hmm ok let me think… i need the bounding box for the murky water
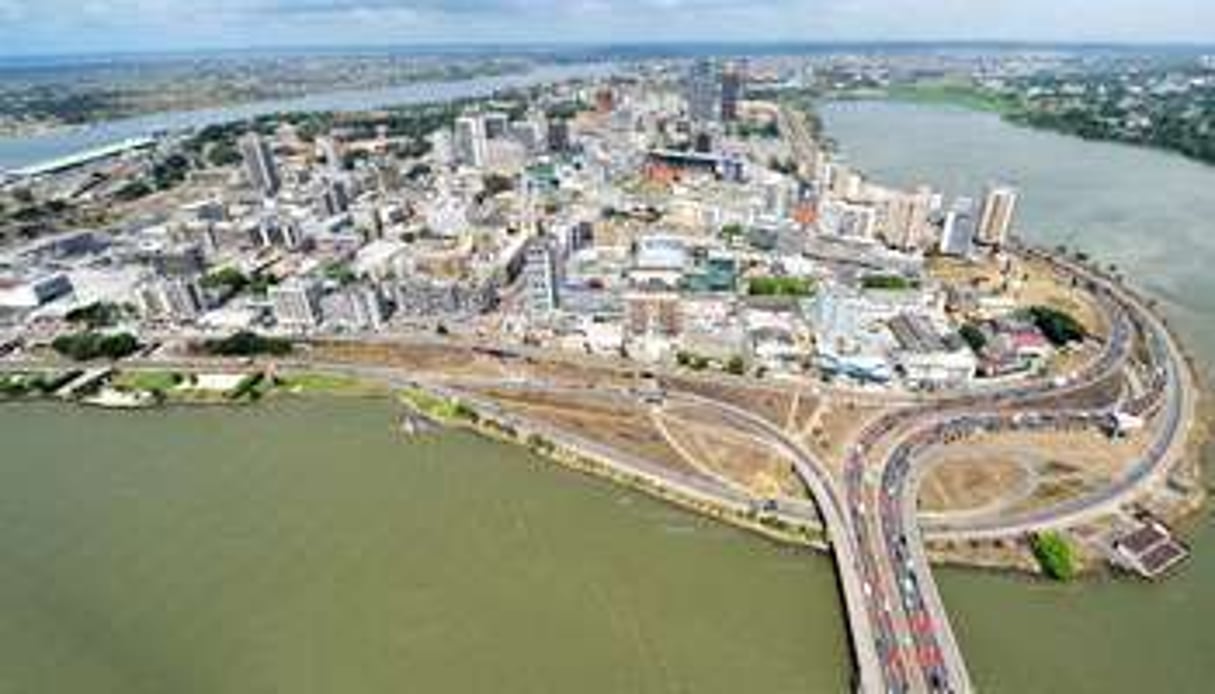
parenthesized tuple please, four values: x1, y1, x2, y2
(0, 399, 849, 693)
(824, 100, 1215, 693)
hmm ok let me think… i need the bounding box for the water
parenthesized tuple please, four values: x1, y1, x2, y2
(0, 399, 848, 693)
(823, 100, 1215, 693)
(0, 63, 613, 172)
(3, 99, 1215, 693)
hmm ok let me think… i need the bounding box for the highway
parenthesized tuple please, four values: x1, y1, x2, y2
(834, 247, 1193, 694)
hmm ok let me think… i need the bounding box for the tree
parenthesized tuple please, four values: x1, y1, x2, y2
(959, 324, 988, 353)
(65, 302, 122, 329)
(748, 276, 814, 297)
(1030, 532, 1076, 581)
(1027, 306, 1086, 346)
(726, 356, 747, 376)
(200, 331, 292, 357)
(52, 332, 140, 361)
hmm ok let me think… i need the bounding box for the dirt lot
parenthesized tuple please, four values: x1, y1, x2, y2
(919, 426, 1153, 517)
(471, 388, 695, 476)
(656, 406, 809, 500)
(919, 455, 1030, 514)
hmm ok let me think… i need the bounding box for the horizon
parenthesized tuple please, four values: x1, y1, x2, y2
(4, 38, 1215, 65)
(2, 0, 1214, 58)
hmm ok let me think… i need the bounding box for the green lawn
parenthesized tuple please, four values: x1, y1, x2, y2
(111, 371, 182, 393)
(277, 373, 388, 397)
(884, 82, 1019, 115)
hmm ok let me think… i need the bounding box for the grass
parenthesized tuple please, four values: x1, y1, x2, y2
(275, 372, 388, 397)
(884, 82, 1020, 115)
(112, 370, 182, 393)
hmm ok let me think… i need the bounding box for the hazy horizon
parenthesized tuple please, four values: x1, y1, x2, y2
(1, 0, 1213, 58)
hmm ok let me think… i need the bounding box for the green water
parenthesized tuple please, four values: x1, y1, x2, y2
(0, 400, 848, 693)
(5, 101, 1215, 694)
(823, 100, 1215, 693)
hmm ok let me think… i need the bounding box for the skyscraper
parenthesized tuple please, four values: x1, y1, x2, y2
(977, 185, 1019, 248)
(940, 197, 978, 257)
(239, 133, 281, 197)
(546, 118, 571, 154)
(453, 115, 488, 167)
(721, 64, 744, 122)
(686, 59, 719, 123)
(524, 236, 560, 317)
(483, 112, 510, 140)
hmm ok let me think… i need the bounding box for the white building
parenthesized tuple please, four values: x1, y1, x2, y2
(939, 197, 978, 257)
(453, 115, 488, 168)
(977, 185, 1018, 248)
(269, 279, 323, 330)
(239, 133, 281, 197)
(0, 273, 73, 309)
(524, 237, 560, 317)
(135, 277, 205, 323)
(321, 285, 386, 332)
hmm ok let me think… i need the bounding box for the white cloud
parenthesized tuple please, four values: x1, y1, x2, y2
(2, 0, 1214, 55)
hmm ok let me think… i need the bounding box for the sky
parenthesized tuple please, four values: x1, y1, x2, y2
(1, 0, 1213, 57)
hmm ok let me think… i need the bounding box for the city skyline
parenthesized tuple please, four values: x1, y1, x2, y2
(3, 0, 1215, 57)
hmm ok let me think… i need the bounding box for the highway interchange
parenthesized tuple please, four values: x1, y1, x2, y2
(0, 244, 1196, 694)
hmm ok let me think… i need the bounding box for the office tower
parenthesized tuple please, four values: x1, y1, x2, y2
(320, 178, 350, 217)
(239, 133, 281, 197)
(721, 64, 743, 122)
(977, 185, 1019, 248)
(882, 187, 935, 252)
(269, 279, 323, 330)
(483, 112, 510, 140)
(940, 197, 978, 257)
(453, 115, 488, 167)
(510, 120, 544, 153)
(686, 59, 719, 123)
(524, 237, 560, 317)
(253, 214, 303, 251)
(135, 276, 205, 323)
(316, 136, 343, 172)
(546, 118, 571, 154)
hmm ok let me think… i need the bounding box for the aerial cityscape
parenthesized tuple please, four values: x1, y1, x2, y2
(2, 3, 1214, 694)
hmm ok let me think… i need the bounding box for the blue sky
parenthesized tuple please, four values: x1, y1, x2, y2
(1, 0, 1213, 56)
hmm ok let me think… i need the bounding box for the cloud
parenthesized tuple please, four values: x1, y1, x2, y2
(2, 0, 1215, 56)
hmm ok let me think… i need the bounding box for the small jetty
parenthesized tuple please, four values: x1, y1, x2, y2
(1109, 515, 1190, 579)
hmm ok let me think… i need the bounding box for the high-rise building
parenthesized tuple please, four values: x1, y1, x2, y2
(483, 112, 510, 140)
(524, 237, 560, 317)
(135, 276, 205, 323)
(252, 215, 304, 251)
(546, 118, 572, 154)
(977, 185, 1018, 248)
(453, 115, 488, 167)
(940, 197, 978, 257)
(721, 64, 744, 122)
(316, 136, 343, 172)
(239, 133, 281, 197)
(686, 59, 719, 123)
(319, 178, 350, 218)
(269, 279, 323, 330)
(881, 187, 935, 252)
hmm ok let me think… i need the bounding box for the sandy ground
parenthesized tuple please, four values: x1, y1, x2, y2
(917, 426, 1154, 518)
(655, 405, 809, 500)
